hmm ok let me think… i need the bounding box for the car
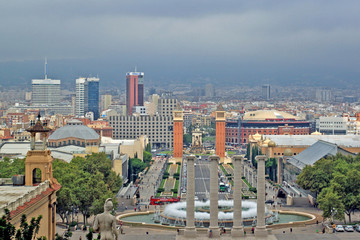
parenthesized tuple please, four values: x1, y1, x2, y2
(194, 196, 199, 201)
(265, 200, 274, 204)
(335, 225, 344, 232)
(345, 225, 354, 232)
(355, 225, 360, 232)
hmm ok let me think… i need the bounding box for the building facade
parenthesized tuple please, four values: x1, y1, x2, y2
(109, 115, 174, 148)
(261, 84, 270, 100)
(76, 77, 100, 120)
(31, 79, 61, 105)
(126, 72, 144, 115)
(316, 116, 347, 135)
(226, 110, 310, 145)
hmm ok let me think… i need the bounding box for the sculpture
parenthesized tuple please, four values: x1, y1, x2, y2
(93, 198, 119, 240)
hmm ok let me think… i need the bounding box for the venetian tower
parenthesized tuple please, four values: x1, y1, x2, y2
(25, 114, 56, 186)
(173, 103, 183, 162)
(216, 104, 226, 163)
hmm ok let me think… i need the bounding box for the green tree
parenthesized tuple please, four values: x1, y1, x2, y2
(0, 157, 25, 178)
(183, 134, 192, 145)
(143, 151, 152, 165)
(317, 187, 344, 222)
(0, 210, 44, 240)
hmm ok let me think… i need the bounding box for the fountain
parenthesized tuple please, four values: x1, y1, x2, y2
(159, 200, 271, 227)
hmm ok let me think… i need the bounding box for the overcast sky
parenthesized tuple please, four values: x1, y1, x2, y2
(1, 0, 360, 88)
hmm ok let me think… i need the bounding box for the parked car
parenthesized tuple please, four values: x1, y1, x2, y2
(194, 196, 199, 201)
(335, 225, 344, 232)
(355, 225, 360, 232)
(265, 200, 274, 204)
(345, 225, 354, 232)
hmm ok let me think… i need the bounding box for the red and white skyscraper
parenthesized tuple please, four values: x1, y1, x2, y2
(126, 71, 144, 115)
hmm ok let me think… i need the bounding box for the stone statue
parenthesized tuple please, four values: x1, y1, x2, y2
(93, 198, 119, 240)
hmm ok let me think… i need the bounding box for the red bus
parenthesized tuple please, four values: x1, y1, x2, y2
(149, 196, 180, 205)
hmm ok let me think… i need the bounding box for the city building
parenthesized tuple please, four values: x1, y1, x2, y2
(109, 115, 173, 148)
(48, 119, 100, 149)
(126, 72, 144, 115)
(261, 84, 271, 100)
(31, 79, 61, 105)
(101, 94, 112, 111)
(316, 89, 332, 102)
(316, 116, 347, 135)
(226, 110, 310, 145)
(75, 77, 100, 120)
(85, 77, 100, 120)
(75, 78, 86, 117)
(205, 83, 215, 98)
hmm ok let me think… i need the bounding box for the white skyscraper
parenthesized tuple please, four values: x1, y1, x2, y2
(75, 78, 86, 117)
(75, 77, 100, 119)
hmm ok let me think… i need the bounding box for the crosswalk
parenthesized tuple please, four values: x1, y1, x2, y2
(195, 192, 228, 195)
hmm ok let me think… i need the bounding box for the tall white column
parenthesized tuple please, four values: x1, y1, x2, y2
(231, 156, 244, 237)
(208, 155, 220, 237)
(184, 155, 197, 238)
(255, 155, 268, 237)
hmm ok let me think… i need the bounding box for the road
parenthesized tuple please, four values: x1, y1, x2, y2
(192, 158, 228, 201)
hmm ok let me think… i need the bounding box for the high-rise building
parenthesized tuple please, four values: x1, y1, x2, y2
(315, 89, 332, 102)
(205, 83, 215, 98)
(75, 78, 86, 117)
(75, 77, 100, 120)
(85, 77, 100, 120)
(32, 79, 61, 105)
(261, 84, 271, 100)
(126, 72, 144, 115)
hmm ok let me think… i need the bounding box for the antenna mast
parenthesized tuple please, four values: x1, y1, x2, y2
(44, 57, 48, 80)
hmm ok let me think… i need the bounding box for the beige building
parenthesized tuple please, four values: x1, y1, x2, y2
(101, 94, 112, 112)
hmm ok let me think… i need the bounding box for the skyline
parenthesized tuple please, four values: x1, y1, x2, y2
(0, 1, 360, 88)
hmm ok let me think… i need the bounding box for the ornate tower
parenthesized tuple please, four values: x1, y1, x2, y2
(25, 114, 54, 186)
(216, 104, 226, 163)
(173, 104, 183, 162)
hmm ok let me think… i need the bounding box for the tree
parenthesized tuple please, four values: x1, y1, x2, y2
(0, 157, 25, 178)
(317, 187, 344, 222)
(0, 209, 45, 240)
(143, 151, 152, 165)
(183, 134, 192, 146)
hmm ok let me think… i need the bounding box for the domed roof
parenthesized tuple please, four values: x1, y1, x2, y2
(252, 132, 262, 141)
(311, 131, 322, 135)
(244, 110, 299, 121)
(268, 141, 276, 147)
(49, 121, 99, 140)
(284, 148, 293, 156)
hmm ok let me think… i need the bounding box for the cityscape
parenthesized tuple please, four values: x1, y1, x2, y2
(1, 1, 360, 240)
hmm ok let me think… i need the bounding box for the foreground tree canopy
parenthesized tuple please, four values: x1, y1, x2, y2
(53, 153, 122, 225)
(296, 154, 360, 223)
(0, 153, 122, 225)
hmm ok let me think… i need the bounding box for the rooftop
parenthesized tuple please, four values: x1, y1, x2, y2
(264, 134, 360, 148)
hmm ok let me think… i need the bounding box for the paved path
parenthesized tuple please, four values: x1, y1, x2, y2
(138, 156, 167, 204)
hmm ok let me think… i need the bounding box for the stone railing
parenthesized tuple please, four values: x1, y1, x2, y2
(0, 180, 50, 216)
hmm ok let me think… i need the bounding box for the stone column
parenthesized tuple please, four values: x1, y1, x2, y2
(184, 156, 197, 238)
(231, 156, 244, 237)
(208, 155, 220, 237)
(255, 155, 268, 237)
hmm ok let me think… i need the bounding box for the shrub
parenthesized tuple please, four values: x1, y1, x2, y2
(157, 188, 164, 193)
